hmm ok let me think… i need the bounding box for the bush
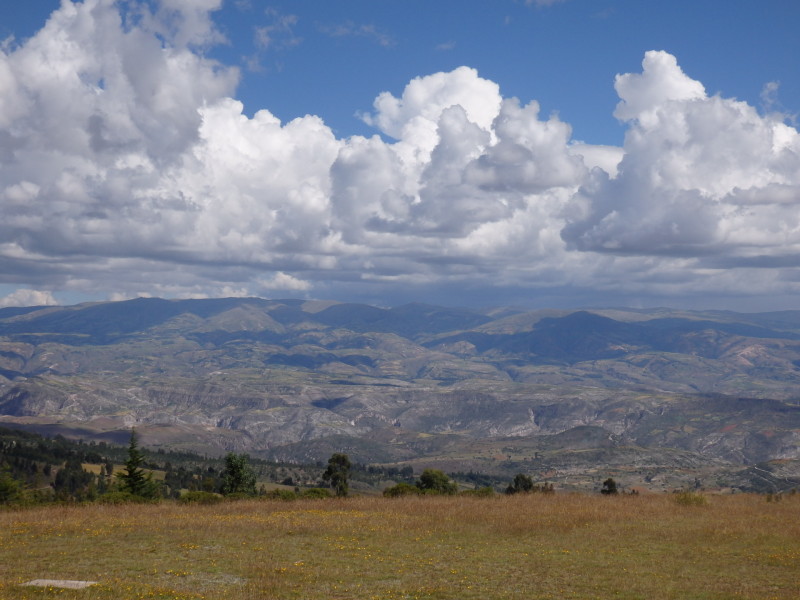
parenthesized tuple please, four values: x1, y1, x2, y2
(0, 468, 23, 505)
(417, 469, 458, 495)
(224, 491, 257, 501)
(179, 491, 223, 505)
(383, 482, 421, 498)
(299, 487, 332, 499)
(600, 478, 618, 495)
(506, 473, 534, 495)
(98, 491, 158, 504)
(264, 489, 298, 501)
(673, 491, 708, 506)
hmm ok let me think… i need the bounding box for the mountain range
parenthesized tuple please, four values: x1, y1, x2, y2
(2, 297, 799, 492)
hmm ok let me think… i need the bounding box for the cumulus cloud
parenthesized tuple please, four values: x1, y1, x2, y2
(1, 3, 800, 309)
(257, 272, 313, 292)
(562, 50, 800, 264)
(568, 143, 624, 177)
(361, 67, 502, 150)
(0, 289, 58, 308)
(0, 0, 237, 281)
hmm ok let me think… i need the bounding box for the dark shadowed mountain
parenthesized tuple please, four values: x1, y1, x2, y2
(2, 297, 800, 492)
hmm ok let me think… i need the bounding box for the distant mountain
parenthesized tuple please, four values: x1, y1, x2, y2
(2, 297, 800, 492)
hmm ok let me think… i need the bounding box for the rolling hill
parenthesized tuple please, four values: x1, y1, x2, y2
(2, 297, 799, 492)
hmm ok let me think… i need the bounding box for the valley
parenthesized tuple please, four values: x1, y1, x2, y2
(2, 297, 800, 492)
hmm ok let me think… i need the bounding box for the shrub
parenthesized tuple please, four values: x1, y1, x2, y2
(0, 467, 23, 505)
(506, 473, 534, 495)
(673, 491, 708, 506)
(223, 491, 256, 501)
(417, 469, 458, 495)
(179, 491, 223, 505)
(600, 478, 618, 495)
(98, 491, 157, 504)
(383, 482, 421, 498)
(264, 489, 298, 501)
(300, 487, 332, 499)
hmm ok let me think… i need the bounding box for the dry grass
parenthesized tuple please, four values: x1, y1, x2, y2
(1, 493, 798, 599)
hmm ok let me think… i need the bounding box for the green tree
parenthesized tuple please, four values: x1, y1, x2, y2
(0, 466, 23, 504)
(600, 477, 618, 495)
(116, 429, 159, 499)
(322, 453, 351, 497)
(416, 469, 458, 495)
(300, 487, 333, 499)
(220, 452, 257, 496)
(53, 457, 96, 501)
(506, 473, 534, 495)
(383, 482, 421, 497)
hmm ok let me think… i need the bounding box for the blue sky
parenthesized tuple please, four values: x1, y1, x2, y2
(0, 0, 799, 310)
(210, 0, 798, 146)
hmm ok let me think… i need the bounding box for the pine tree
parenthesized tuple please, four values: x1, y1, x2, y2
(116, 429, 159, 498)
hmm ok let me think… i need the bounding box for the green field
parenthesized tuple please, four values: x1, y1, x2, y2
(1, 493, 798, 599)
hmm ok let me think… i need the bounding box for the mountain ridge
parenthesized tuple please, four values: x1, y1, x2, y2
(2, 297, 800, 491)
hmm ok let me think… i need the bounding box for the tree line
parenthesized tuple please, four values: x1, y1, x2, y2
(2, 426, 565, 506)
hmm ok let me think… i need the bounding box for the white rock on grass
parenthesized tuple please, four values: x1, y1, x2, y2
(22, 580, 98, 589)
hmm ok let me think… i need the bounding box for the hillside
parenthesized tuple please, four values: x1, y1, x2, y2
(2, 297, 800, 491)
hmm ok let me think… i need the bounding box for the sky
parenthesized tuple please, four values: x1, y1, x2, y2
(0, 0, 799, 311)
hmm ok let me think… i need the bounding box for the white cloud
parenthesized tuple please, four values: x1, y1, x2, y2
(152, 0, 227, 49)
(0, 0, 237, 276)
(361, 66, 502, 151)
(1, 4, 800, 310)
(568, 143, 624, 178)
(254, 9, 300, 50)
(0, 289, 58, 308)
(257, 272, 313, 292)
(109, 291, 153, 302)
(466, 98, 585, 192)
(318, 21, 394, 47)
(563, 50, 800, 262)
(613, 50, 706, 126)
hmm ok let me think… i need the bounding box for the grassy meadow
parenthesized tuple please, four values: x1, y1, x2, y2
(1, 493, 798, 600)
